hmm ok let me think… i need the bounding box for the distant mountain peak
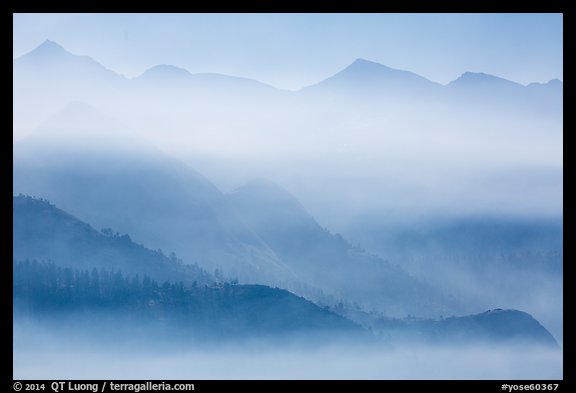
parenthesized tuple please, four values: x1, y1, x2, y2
(466, 71, 513, 81)
(447, 72, 526, 92)
(301, 57, 439, 94)
(138, 64, 192, 80)
(353, 57, 373, 63)
(527, 78, 563, 89)
(451, 71, 522, 86)
(38, 39, 65, 50)
(343, 58, 393, 73)
(456, 72, 500, 82)
(14, 40, 125, 84)
(461, 71, 488, 78)
(227, 178, 324, 240)
(18, 39, 72, 60)
(350, 57, 386, 66)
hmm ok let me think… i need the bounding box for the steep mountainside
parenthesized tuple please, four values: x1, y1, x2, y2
(13, 133, 292, 284)
(13, 195, 212, 285)
(226, 179, 458, 316)
(13, 196, 364, 339)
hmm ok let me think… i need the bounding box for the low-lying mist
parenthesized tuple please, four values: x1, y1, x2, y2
(13, 40, 563, 381)
(14, 322, 562, 380)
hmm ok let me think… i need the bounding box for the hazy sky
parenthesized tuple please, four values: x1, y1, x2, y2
(13, 13, 562, 90)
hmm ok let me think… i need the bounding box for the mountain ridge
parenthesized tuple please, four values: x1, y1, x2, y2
(225, 178, 459, 317)
(13, 194, 213, 285)
(13, 136, 295, 285)
(14, 39, 126, 82)
(13, 195, 558, 347)
(14, 40, 561, 93)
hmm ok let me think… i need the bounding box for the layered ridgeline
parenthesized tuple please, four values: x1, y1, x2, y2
(13, 40, 562, 228)
(14, 127, 450, 317)
(225, 179, 451, 315)
(341, 211, 564, 343)
(13, 195, 212, 284)
(13, 40, 287, 140)
(12, 98, 447, 317)
(14, 40, 561, 146)
(300, 58, 561, 115)
(11, 101, 558, 321)
(13, 195, 362, 340)
(13, 105, 293, 285)
(13, 195, 558, 347)
(13, 40, 562, 346)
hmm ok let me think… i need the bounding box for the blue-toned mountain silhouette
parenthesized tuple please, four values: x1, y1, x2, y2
(13, 195, 363, 340)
